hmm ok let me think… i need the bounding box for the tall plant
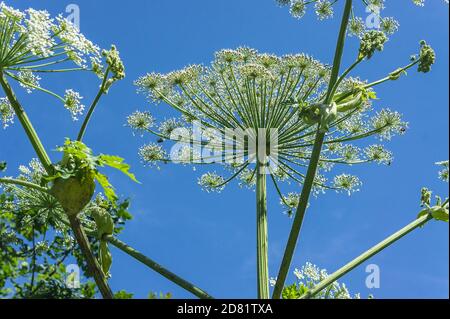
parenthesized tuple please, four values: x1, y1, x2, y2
(129, 0, 442, 299)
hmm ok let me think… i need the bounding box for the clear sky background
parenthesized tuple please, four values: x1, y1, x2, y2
(2, 0, 449, 299)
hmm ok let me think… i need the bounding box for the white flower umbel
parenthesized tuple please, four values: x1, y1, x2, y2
(436, 161, 449, 183)
(0, 97, 14, 129)
(133, 48, 407, 200)
(282, 262, 365, 299)
(64, 89, 85, 121)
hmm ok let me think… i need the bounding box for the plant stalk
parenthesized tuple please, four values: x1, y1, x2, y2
(301, 213, 434, 299)
(272, 0, 353, 299)
(69, 215, 114, 299)
(256, 164, 269, 299)
(77, 68, 110, 142)
(105, 235, 214, 299)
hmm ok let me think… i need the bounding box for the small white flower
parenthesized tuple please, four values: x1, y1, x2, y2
(436, 160, 449, 182)
(198, 172, 225, 193)
(17, 70, 41, 93)
(315, 0, 334, 20)
(24, 8, 56, 57)
(139, 143, 167, 168)
(64, 89, 85, 121)
(333, 174, 362, 195)
(365, 145, 393, 165)
(0, 97, 14, 129)
(126, 110, 154, 135)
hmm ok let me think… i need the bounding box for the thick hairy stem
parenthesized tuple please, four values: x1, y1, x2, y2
(0, 73, 52, 173)
(105, 236, 213, 299)
(256, 165, 269, 299)
(272, 0, 353, 299)
(301, 214, 434, 299)
(69, 215, 114, 299)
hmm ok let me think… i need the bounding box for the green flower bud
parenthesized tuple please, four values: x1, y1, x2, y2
(420, 187, 432, 207)
(103, 45, 125, 81)
(336, 92, 363, 112)
(358, 30, 388, 60)
(418, 41, 436, 73)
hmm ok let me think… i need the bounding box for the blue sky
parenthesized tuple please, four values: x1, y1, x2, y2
(2, 0, 449, 299)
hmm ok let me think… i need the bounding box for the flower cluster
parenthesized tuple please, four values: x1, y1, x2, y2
(358, 31, 388, 59)
(0, 2, 124, 125)
(436, 161, 449, 183)
(0, 97, 13, 128)
(0, 159, 67, 231)
(64, 89, 85, 121)
(271, 262, 367, 299)
(126, 110, 154, 136)
(0, 3, 101, 69)
(132, 47, 410, 209)
(417, 41, 436, 73)
(275, 0, 447, 38)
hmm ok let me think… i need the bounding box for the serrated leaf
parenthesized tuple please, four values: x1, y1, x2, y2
(94, 172, 118, 204)
(98, 154, 139, 183)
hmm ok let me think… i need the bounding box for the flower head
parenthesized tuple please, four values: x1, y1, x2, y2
(436, 161, 449, 182)
(0, 97, 14, 129)
(290, 0, 306, 19)
(280, 192, 300, 217)
(333, 174, 362, 195)
(348, 17, 365, 37)
(139, 143, 167, 168)
(103, 45, 125, 81)
(364, 145, 393, 165)
(315, 0, 334, 20)
(17, 70, 41, 93)
(64, 89, 85, 121)
(418, 41, 436, 73)
(134, 48, 407, 200)
(126, 110, 154, 135)
(198, 172, 225, 193)
(359, 31, 388, 60)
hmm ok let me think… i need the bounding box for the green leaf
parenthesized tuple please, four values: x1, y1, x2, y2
(0, 162, 6, 172)
(115, 290, 134, 299)
(431, 207, 449, 223)
(98, 154, 139, 183)
(94, 172, 118, 204)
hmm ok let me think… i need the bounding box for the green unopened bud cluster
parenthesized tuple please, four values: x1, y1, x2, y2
(358, 31, 388, 60)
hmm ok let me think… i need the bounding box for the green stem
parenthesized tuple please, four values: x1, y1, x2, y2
(272, 0, 353, 299)
(0, 178, 49, 194)
(0, 73, 53, 173)
(105, 236, 214, 299)
(69, 215, 114, 299)
(77, 69, 110, 141)
(301, 214, 434, 299)
(256, 164, 269, 299)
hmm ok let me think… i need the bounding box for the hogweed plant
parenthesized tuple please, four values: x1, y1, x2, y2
(130, 0, 443, 299)
(0, 2, 130, 298)
(0, 2, 215, 300)
(0, 0, 448, 300)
